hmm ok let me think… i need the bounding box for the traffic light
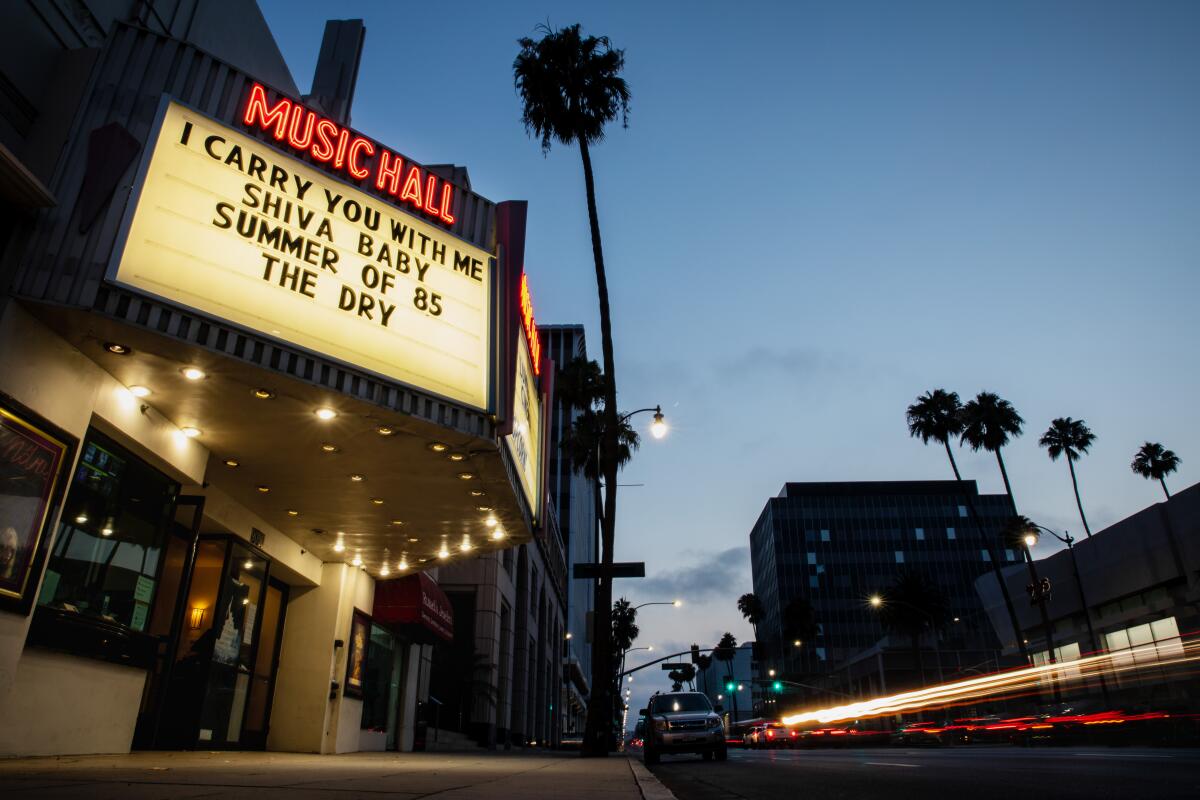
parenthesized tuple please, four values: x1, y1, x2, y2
(725, 681, 735, 692)
(772, 681, 783, 692)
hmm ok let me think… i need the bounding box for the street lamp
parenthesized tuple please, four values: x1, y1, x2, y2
(632, 600, 682, 612)
(1023, 521, 1110, 706)
(650, 406, 667, 439)
(1004, 516, 1062, 704)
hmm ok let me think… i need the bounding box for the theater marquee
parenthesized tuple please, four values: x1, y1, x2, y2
(109, 99, 493, 409)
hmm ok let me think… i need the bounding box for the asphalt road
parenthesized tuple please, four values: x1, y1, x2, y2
(646, 746, 1200, 800)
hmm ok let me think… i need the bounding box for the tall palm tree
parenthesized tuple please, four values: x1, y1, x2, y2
(1131, 442, 1182, 500)
(960, 391, 1024, 509)
(1039, 417, 1097, 537)
(695, 652, 713, 695)
(877, 570, 950, 686)
(611, 598, 639, 653)
(516, 28, 630, 754)
(907, 389, 1028, 664)
(714, 632, 739, 719)
(906, 389, 966, 479)
(737, 592, 764, 642)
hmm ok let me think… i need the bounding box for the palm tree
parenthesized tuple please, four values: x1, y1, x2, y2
(877, 570, 950, 686)
(695, 652, 713, 695)
(713, 632, 739, 720)
(736, 592, 764, 644)
(516, 25, 630, 755)
(611, 598, 639, 653)
(907, 389, 1028, 664)
(906, 389, 966, 479)
(668, 663, 697, 691)
(1039, 417, 1097, 537)
(1131, 442, 1182, 500)
(960, 391, 1024, 509)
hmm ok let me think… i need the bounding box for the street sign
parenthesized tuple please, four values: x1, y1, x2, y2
(572, 562, 646, 579)
(659, 663, 689, 670)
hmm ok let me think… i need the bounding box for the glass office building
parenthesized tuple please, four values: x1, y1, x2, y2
(749, 481, 1017, 683)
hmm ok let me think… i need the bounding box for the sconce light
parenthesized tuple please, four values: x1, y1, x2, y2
(189, 607, 206, 629)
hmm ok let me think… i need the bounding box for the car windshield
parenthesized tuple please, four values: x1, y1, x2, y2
(651, 694, 712, 714)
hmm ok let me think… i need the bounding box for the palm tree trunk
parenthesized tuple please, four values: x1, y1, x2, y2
(1067, 457, 1092, 538)
(943, 439, 962, 481)
(995, 449, 1017, 514)
(1160, 478, 1171, 500)
(578, 136, 621, 757)
(963, 491, 1029, 664)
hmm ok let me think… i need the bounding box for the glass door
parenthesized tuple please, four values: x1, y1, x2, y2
(241, 577, 288, 749)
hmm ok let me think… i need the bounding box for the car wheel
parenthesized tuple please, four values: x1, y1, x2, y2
(715, 745, 728, 761)
(644, 747, 660, 766)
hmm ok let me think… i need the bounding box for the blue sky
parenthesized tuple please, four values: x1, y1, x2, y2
(259, 0, 1200, 711)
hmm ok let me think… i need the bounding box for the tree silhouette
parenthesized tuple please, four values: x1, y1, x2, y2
(1131, 442, 1182, 500)
(1039, 417, 1097, 537)
(515, 23, 631, 755)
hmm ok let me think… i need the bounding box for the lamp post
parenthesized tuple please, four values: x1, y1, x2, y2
(1010, 523, 1063, 705)
(867, 594, 946, 684)
(1023, 522, 1110, 707)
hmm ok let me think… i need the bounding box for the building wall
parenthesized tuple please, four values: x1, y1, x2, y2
(750, 481, 1015, 680)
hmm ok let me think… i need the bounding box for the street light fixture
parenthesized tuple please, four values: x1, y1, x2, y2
(866, 592, 945, 683)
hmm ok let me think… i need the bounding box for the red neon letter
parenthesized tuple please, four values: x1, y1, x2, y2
(311, 119, 338, 162)
(438, 182, 455, 225)
(423, 175, 441, 215)
(375, 150, 404, 195)
(332, 129, 350, 169)
(243, 83, 291, 140)
(347, 137, 374, 179)
(286, 105, 315, 149)
(399, 165, 424, 207)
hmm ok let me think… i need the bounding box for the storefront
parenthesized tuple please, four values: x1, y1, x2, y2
(0, 12, 549, 757)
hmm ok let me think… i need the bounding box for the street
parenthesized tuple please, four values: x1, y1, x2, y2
(646, 746, 1200, 800)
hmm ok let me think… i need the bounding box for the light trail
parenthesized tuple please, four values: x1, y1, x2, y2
(781, 637, 1200, 727)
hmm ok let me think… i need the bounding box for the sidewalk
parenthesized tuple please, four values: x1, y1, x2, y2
(0, 750, 655, 799)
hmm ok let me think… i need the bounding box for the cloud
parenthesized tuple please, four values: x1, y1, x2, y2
(715, 346, 842, 383)
(636, 546, 751, 602)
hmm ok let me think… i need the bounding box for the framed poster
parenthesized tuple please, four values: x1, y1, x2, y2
(344, 609, 372, 699)
(0, 393, 76, 615)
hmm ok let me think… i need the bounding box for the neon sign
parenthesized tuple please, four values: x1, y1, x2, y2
(242, 83, 456, 225)
(519, 273, 541, 376)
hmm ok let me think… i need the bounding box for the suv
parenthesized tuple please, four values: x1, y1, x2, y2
(640, 692, 727, 765)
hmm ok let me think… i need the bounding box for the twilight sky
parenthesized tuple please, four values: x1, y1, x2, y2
(258, 0, 1200, 711)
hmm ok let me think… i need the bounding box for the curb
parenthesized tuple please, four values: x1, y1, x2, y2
(627, 755, 679, 800)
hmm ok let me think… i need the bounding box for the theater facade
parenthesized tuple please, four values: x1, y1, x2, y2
(0, 4, 550, 756)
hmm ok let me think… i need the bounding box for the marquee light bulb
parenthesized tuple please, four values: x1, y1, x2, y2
(181, 367, 206, 381)
(315, 407, 337, 421)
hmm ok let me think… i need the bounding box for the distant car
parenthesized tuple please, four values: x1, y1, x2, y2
(559, 734, 584, 750)
(744, 722, 792, 749)
(640, 691, 728, 765)
(890, 721, 945, 746)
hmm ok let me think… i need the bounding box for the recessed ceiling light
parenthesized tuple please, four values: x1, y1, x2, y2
(101, 524, 114, 536)
(181, 367, 206, 381)
(315, 407, 337, 420)
(380, 564, 390, 577)
(320, 443, 339, 453)
(287, 509, 299, 516)
(457, 472, 475, 480)
(491, 528, 506, 540)
(371, 497, 384, 505)
(408, 537, 419, 543)
(333, 541, 345, 553)
(256, 485, 270, 493)
(428, 442, 448, 453)
(243, 559, 254, 570)
(223, 458, 240, 468)
(128, 385, 151, 398)
(376, 425, 395, 436)
(104, 342, 132, 355)
(470, 490, 485, 497)
(351, 552, 363, 567)
(438, 544, 450, 559)
(481, 508, 494, 515)
(398, 556, 408, 570)
(349, 474, 365, 482)
(74, 513, 88, 525)
(181, 427, 201, 438)
(447, 453, 466, 462)
(253, 388, 275, 399)
(390, 519, 403, 526)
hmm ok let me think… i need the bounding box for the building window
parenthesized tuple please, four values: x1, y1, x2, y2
(820, 529, 830, 542)
(894, 551, 904, 564)
(958, 505, 968, 517)
(1103, 617, 1184, 688)
(815, 647, 826, 660)
(914, 527, 925, 541)
(1005, 549, 1016, 561)
(806, 552, 817, 565)
(946, 527, 956, 540)
(981, 549, 991, 561)
(38, 429, 179, 632)
(809, 576, 819, 588)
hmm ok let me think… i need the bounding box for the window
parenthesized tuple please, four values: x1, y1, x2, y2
(820, 529, 830, 542)
(894, 551, 905, 564)
(806, 552, 817, 565)
(958, 505, 968, 518)
(361, 624, 397, 731)
(1103, 617, 1184, 688)
(38, 430, 179, 632)
(809, 576, 819, 588)
(1005, 549, 1016, 561)
(914, 527, 925, 541)
(981, 549, 991, 561)
(946, 527, 956, 540)
(815, 647, 826, 660)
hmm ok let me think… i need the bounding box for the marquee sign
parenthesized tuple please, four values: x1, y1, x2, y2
(505, 325, 543, 519)
(109, 99, 492, 409)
